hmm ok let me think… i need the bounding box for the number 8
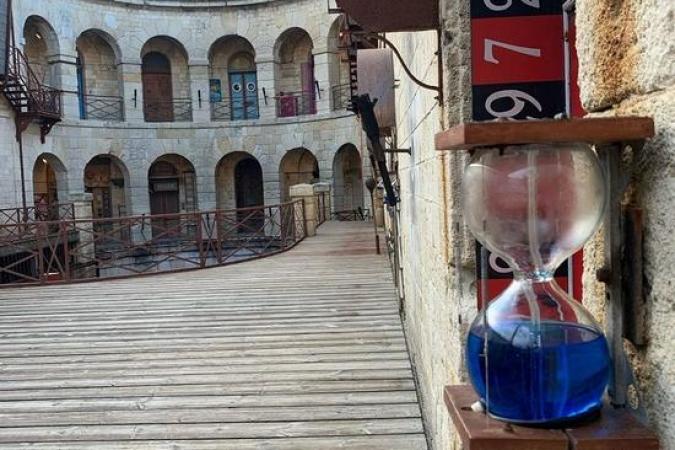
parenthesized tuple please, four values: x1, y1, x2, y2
(484, 0, 540, 11)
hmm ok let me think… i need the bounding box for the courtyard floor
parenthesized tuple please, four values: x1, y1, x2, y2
(0, 221, 427, 449)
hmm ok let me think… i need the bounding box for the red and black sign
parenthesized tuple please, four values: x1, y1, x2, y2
(470, 0, 583, 308)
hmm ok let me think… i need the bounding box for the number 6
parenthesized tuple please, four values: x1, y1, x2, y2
(485, 90, 543, 118)
(484, 0, 540, 11)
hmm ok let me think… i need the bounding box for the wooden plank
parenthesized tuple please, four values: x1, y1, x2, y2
(566, 406, 659, 450)
(443, 385, 568, 450)
(7, 435, 429, 450)
(0, 223, 427, 449)
(0, 379, 417, 401)
(0, 404, 422, 427)
(435, 117, 655, 151)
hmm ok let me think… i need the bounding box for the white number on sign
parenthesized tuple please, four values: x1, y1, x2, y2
(484, 0, 540, 12)
(485, 89, 543, 118)
(489, 254, 513, 274)
(484, 39, 541, 64)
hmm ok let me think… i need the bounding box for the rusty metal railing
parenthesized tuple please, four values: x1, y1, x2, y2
(4, 47, 62, 118)
(0, 203, 74, 226)
(317, 191, 328, 226)
(275, 91, 317, 118)
(0, 201, 305, 286)
(144, 98, 193, 122)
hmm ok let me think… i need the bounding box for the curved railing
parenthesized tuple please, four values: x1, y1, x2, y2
(0, 201, 305, 287)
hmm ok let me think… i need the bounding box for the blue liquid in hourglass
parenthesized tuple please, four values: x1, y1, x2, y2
(466, 321, 610, 425)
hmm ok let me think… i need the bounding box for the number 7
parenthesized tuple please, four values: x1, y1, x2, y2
(484, 39, 542, 64)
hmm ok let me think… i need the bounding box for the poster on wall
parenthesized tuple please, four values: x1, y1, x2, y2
(0, 0, 9, 76)
(209, 79, 222, 103)
(470, 0, 583, 308)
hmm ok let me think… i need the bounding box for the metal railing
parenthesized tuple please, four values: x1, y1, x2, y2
(275, 91, 317, 118)
(317, 191, 328, 226)
(0, 203, 75, 226)
(331, 84, 352, 111)
(4, 47, 62, 118)
(144, 98, 193, 122)
(211, 98, 260, 121)
(0, 201, 305, 286)
(82, 94, 124, 121)
(333, 208, 370, 221)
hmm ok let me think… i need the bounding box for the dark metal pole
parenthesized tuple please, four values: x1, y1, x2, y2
(16, 120, 27, 222)
(365, 177, 380, 255)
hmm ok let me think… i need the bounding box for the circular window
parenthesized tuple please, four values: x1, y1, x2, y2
(246, 82, 256, 92)
(232, 83, 242, 93)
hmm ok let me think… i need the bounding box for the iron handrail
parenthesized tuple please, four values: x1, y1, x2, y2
(0, 201, 306, 286)
(275, 90, 317, 118)
(143, 97, 193, 122)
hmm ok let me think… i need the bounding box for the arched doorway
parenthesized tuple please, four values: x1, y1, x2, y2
(76, 30, 123, 120)
(142, 52, 173, 122)
(216, 152, 263, 211)
(23, 16, 60, 88)
(32, 154, 67, 221)
(208, 36, 259, 120)
(84, 155, 128, 218)
(235, 158, 264, 210)
(333, 144, 364, 213)
(279, 148, 319, 202)
(274, 28, 315, 117)
(148, 154, 197, 216)
(141, 36, 191, 122)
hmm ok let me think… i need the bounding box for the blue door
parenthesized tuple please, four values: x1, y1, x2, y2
(229, 71, 259, 120)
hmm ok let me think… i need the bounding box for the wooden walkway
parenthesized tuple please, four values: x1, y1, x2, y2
(0, 222, 427, 449)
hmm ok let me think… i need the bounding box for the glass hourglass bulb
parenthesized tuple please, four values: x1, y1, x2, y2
(463, 143, 610, 426)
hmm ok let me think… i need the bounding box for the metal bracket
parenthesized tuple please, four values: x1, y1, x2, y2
(352, 32, 442, 98)
(596, 141, 649, 412)
(385, 148, 411, 155)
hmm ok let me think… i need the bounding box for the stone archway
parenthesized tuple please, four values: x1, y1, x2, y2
(215, 152, 264, 211)
(84, 155, 129, 218)
(332, 144, 364, 213)
(279, 148, 319, 202)
(32, 153, 68, 220)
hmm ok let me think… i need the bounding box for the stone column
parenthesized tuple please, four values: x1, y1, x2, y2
(374, 186, 385, 228)
(189, 60, 210, 123)
(256, 54, 277, 120)
(69, 192, 96, 279)
(119, 60, 144, 122)
(289, 183, 317, 237)
(52, 54, 80, 120)
(312, 48, 331, 115)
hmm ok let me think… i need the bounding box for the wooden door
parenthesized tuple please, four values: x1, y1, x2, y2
(142, 52, 174, 122)
(150, 179, 180, 239)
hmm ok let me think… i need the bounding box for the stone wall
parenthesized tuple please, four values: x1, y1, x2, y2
(390, 0, 675, 449)
(0, 0, 370, 216)
(576, 0, 675, 447)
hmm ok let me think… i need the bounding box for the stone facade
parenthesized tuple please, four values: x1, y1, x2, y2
(388, 0, 675, 449)
(0, 0, 369, 217)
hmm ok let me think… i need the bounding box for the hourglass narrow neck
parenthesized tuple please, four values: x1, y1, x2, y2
(513, 268, 555, 282)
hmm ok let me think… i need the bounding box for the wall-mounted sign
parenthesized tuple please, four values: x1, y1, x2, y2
(209, 79, 222, 103)
(470, 0, 582, 308)
(0, 0, 9, 76)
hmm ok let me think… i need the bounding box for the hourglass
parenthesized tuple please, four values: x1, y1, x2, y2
(462, 142, 610, 426)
